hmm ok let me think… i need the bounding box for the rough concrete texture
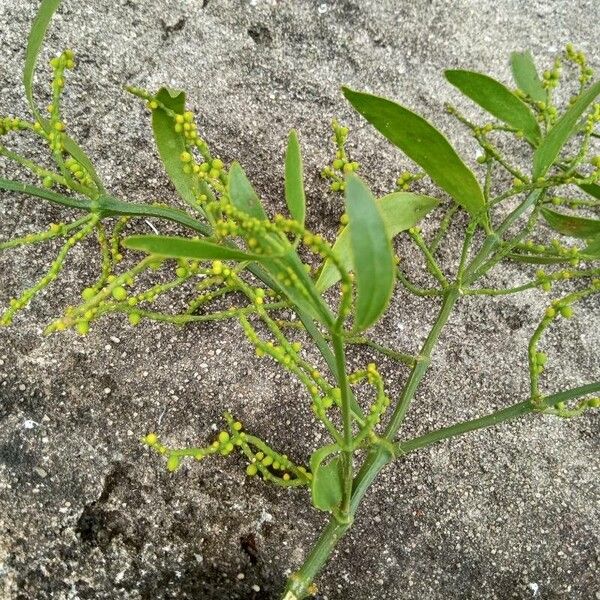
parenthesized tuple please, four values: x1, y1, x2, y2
(0, 1, 599, 599)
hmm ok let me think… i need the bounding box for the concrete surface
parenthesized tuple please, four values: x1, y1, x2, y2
(0, 1, 598, 599)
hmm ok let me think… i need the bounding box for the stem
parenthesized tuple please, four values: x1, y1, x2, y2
(397, 381, 600, 455)
(384, 288, 459, 437)
(331, 331, 353, 520)
(282, 288, 460, 599)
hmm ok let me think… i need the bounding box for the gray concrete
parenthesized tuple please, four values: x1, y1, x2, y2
(0, 0, 599, 598)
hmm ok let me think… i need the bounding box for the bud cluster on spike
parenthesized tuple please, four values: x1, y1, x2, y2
(142, 414, 312, 487)
(320, 119, 359, 192)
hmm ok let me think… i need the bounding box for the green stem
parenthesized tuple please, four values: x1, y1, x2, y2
(282, 288, 460, 599)
(384, 288, 459, 437)
(397, 381, 600, 455)
(331, 331, 353, 520)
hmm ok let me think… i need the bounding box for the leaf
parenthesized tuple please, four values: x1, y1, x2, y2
(24, 0, 105, 192)
(261, 249, 334, 327)
(152, 88, 206, 210)
(122, 235, 266, 261)
(284, 130, 306, 227)
(24, 0, 61, 126)
(310, 445, 343, 512)
(342, 87, 486, 223)
(345, 174, 395, 332)
(61, 137, 105, 193)
(316, 191, 440, 292)
(445, 69, 541, 144)
(541, 207, 600, 239)
(584, 236, 600, 257)
(0, 178, 211, 235)
(228, 162, 267, 221)
(510, 51, 546, 103)
(532, 80, 600, 179)
(0, 177, 91, 211)
(575, 180, 600, 201)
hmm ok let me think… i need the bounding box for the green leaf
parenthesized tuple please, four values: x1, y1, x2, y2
(510, 51, 546, 103)
(344, 174, 395, 332)
(342, 87, 486, 224)
(23, 0, 105, 193)
(532, 80, 600, 179)
(584, 236, 600, 257)
(228, 162, 267, 221)
(316, 191, 439, 292)
(445, 69, 541, 145)
(24, 0, 104, 193)
(0, 177, 90, 211)
(152, 88, 207, 210)
(24, 0, 61, 126)
(310, 445, 343, 512)
(122, 235, 266, 261)
(575, 180, 600, 201)
(61, 137, 105, 193)
(261, 249, 334, 327)
(284, 130, 306, 227)
(541, 207, 600, 239)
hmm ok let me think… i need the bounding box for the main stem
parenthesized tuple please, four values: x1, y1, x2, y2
(332, 331, 354, 519)
(282, 288, 460, 599)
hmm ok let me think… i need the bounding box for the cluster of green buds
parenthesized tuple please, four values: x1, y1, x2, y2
(321, 119, 359, 192)
(44, 50, 77, 154)
(0, 116, 29, 137)
(544, 299, 574, 320)
(348, 362, 391, 447)
(564, 43, 594, 87)
(63, 156, 94, 188)
(546, 396, 600, 419)
(583, 102, 600, 134)
(143, 414, 312, 487)
(1, 216, 99, 326)
(518, 239, 582, 266)
(395, 170, 424, 191)
(530, 351, 548, 376)
(542, 57, 562, 91)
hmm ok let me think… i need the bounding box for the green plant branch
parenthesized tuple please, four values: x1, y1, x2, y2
(396, 381, 600, 455)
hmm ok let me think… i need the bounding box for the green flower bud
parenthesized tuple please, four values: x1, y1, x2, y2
(111, 286, 127, 301)
(560, 305, 573, 318)
(144, 433, 158, 445)
(166, 455, 181, 472)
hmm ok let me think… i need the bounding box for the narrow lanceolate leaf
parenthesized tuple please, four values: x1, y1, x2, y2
(152, 88, 205, 210)
(510, 50, 546, 103)
(577, 181, 600, 201)
(533, 80, 600, 179)
(343, 87, 486, 223)
(24, 0, 105, 192)
(541, 207, 600, 239)
(228, 162, 267, 220)
(445, 70, 541, 144)
(122, 235, 266, 261)
(345, 174, 395, 332)
(284, 130, 306, 227)
(310, 446, 343, 512)
(24, 0, 61, 125)
(316, 191, 439, 292)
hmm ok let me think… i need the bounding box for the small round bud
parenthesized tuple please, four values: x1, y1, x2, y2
(144, 433, 158, 445)
(111, 286, 128, 301)
(560, 305, 573, 318)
